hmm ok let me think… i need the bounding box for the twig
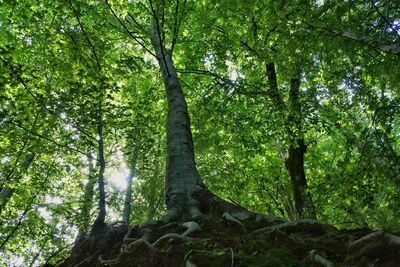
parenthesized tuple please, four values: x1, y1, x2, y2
(148, 0, 170, 76)
(68, 0, 102, 71)
(0, 192, 38, 250)
(5, 120, 91, 157)
(104, 0, 157, 58)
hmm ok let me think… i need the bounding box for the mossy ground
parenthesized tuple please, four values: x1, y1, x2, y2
(57, 219, 400, 267)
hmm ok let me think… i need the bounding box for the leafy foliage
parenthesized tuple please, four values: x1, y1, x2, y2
(0, 0, 399, 265)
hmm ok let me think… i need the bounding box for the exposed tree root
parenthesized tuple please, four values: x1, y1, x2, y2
(127, 238, 157, 252)
(222, 212, 246, 230)
(58, 218, 400, 267)
(152, 233, 204, 247)
(252, 219, 336, 235)
(348, 230, 400, 253)
(345, 229, 400, 266)
(227, 247, 234, 267)
(183, 249, 196, 267)
(306, 249, 334, 267)
(58, 188, 400, 267)
(120, 220, 204, 261)
(184, 259, 197, 267)
(182, 221, 202, 236)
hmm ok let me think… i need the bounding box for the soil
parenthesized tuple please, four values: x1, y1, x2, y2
(56, 218, 400, 267)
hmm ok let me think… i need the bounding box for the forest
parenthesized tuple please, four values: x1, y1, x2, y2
(0, 0, 400, 266)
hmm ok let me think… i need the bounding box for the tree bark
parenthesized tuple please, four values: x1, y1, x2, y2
(91, 103, 107, 234)
(286, 78, 316, 219)
(122, 145, 139, 223)
(265, 63, 316, 219)
(148, 23, 272, 225)
(149, 23, 205, 222)
(79, 155, 97, 235)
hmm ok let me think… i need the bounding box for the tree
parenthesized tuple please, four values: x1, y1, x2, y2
(1, 0, 400, 266)
(104, 0, 280, 234)
(265, 62, 316, 219)
(122, 144, 139, 223)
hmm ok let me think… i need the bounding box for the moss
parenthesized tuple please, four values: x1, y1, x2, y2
(248, 237, 272, 251)
(238, 248, 302, 267)
(59, 219, 400, 267)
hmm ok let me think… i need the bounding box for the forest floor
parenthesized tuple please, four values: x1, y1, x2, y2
(57, 218, 400, 267)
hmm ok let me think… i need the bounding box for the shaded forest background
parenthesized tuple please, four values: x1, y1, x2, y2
(0, 0, 399, 265)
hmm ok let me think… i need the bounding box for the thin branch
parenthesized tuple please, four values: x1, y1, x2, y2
(3, 116, 38, 182)
(127, 12, 145, 31)
(254, 176, 286, 218)
(370, 0, 400, 38)
(104, 0, 157, 58)
(303, 21, 400, 56)
(5, 120, 91, 158)
(176, 68, 231, 83)
(0, 57, 97, 143)
(61, 27, 96, 67)
(148, 0, 170, 76)
(69, 0, 102, 71)
(171, 0, 180, 53)
(44, 242, 75, 266)
(160, 0, 166, 42)
(0, 192, 38, 250)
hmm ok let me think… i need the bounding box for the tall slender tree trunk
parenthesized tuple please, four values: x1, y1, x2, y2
(149, 24, 205, 222)
(265, 63, 316, 219)
(122, 145, 139, 223)
(286, 78, 316, 219)
(78, 155, 97, 237)
(148, 23, 272, 224)
(91, 103, 107, 234)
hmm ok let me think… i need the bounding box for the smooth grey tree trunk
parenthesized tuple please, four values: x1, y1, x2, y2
(148, 24, 281, 226)
(90, 102, 107, 235)
(78, 155, 97, 236)
(149, 23, 205, 222)
(122, 145, 139, 223)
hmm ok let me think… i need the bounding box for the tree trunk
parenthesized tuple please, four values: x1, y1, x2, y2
(122, 145, 139, 223)
(79, 155, 97, 235)
(286, 78, 316, 219)
(149, 23, 205, 222)
(148, 23, 272, 224)
(265, 63, 316, 219)
(90, 104, 107, 234)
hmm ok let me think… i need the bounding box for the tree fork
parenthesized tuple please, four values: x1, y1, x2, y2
(287, 78, 316, 219)
(265, 62, 316, 219)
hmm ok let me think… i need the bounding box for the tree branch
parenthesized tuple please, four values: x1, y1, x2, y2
(0, 57, 98, 143)
(104, 0, 157, 58)
(5, 120, 92, 158)
(69, 0, 102, 71)
(148, 0, 170, 76)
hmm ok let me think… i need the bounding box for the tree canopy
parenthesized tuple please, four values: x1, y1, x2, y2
(0, 0, 399, 266)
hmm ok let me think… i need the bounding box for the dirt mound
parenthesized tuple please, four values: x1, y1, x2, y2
(57, 219, 400, 267)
